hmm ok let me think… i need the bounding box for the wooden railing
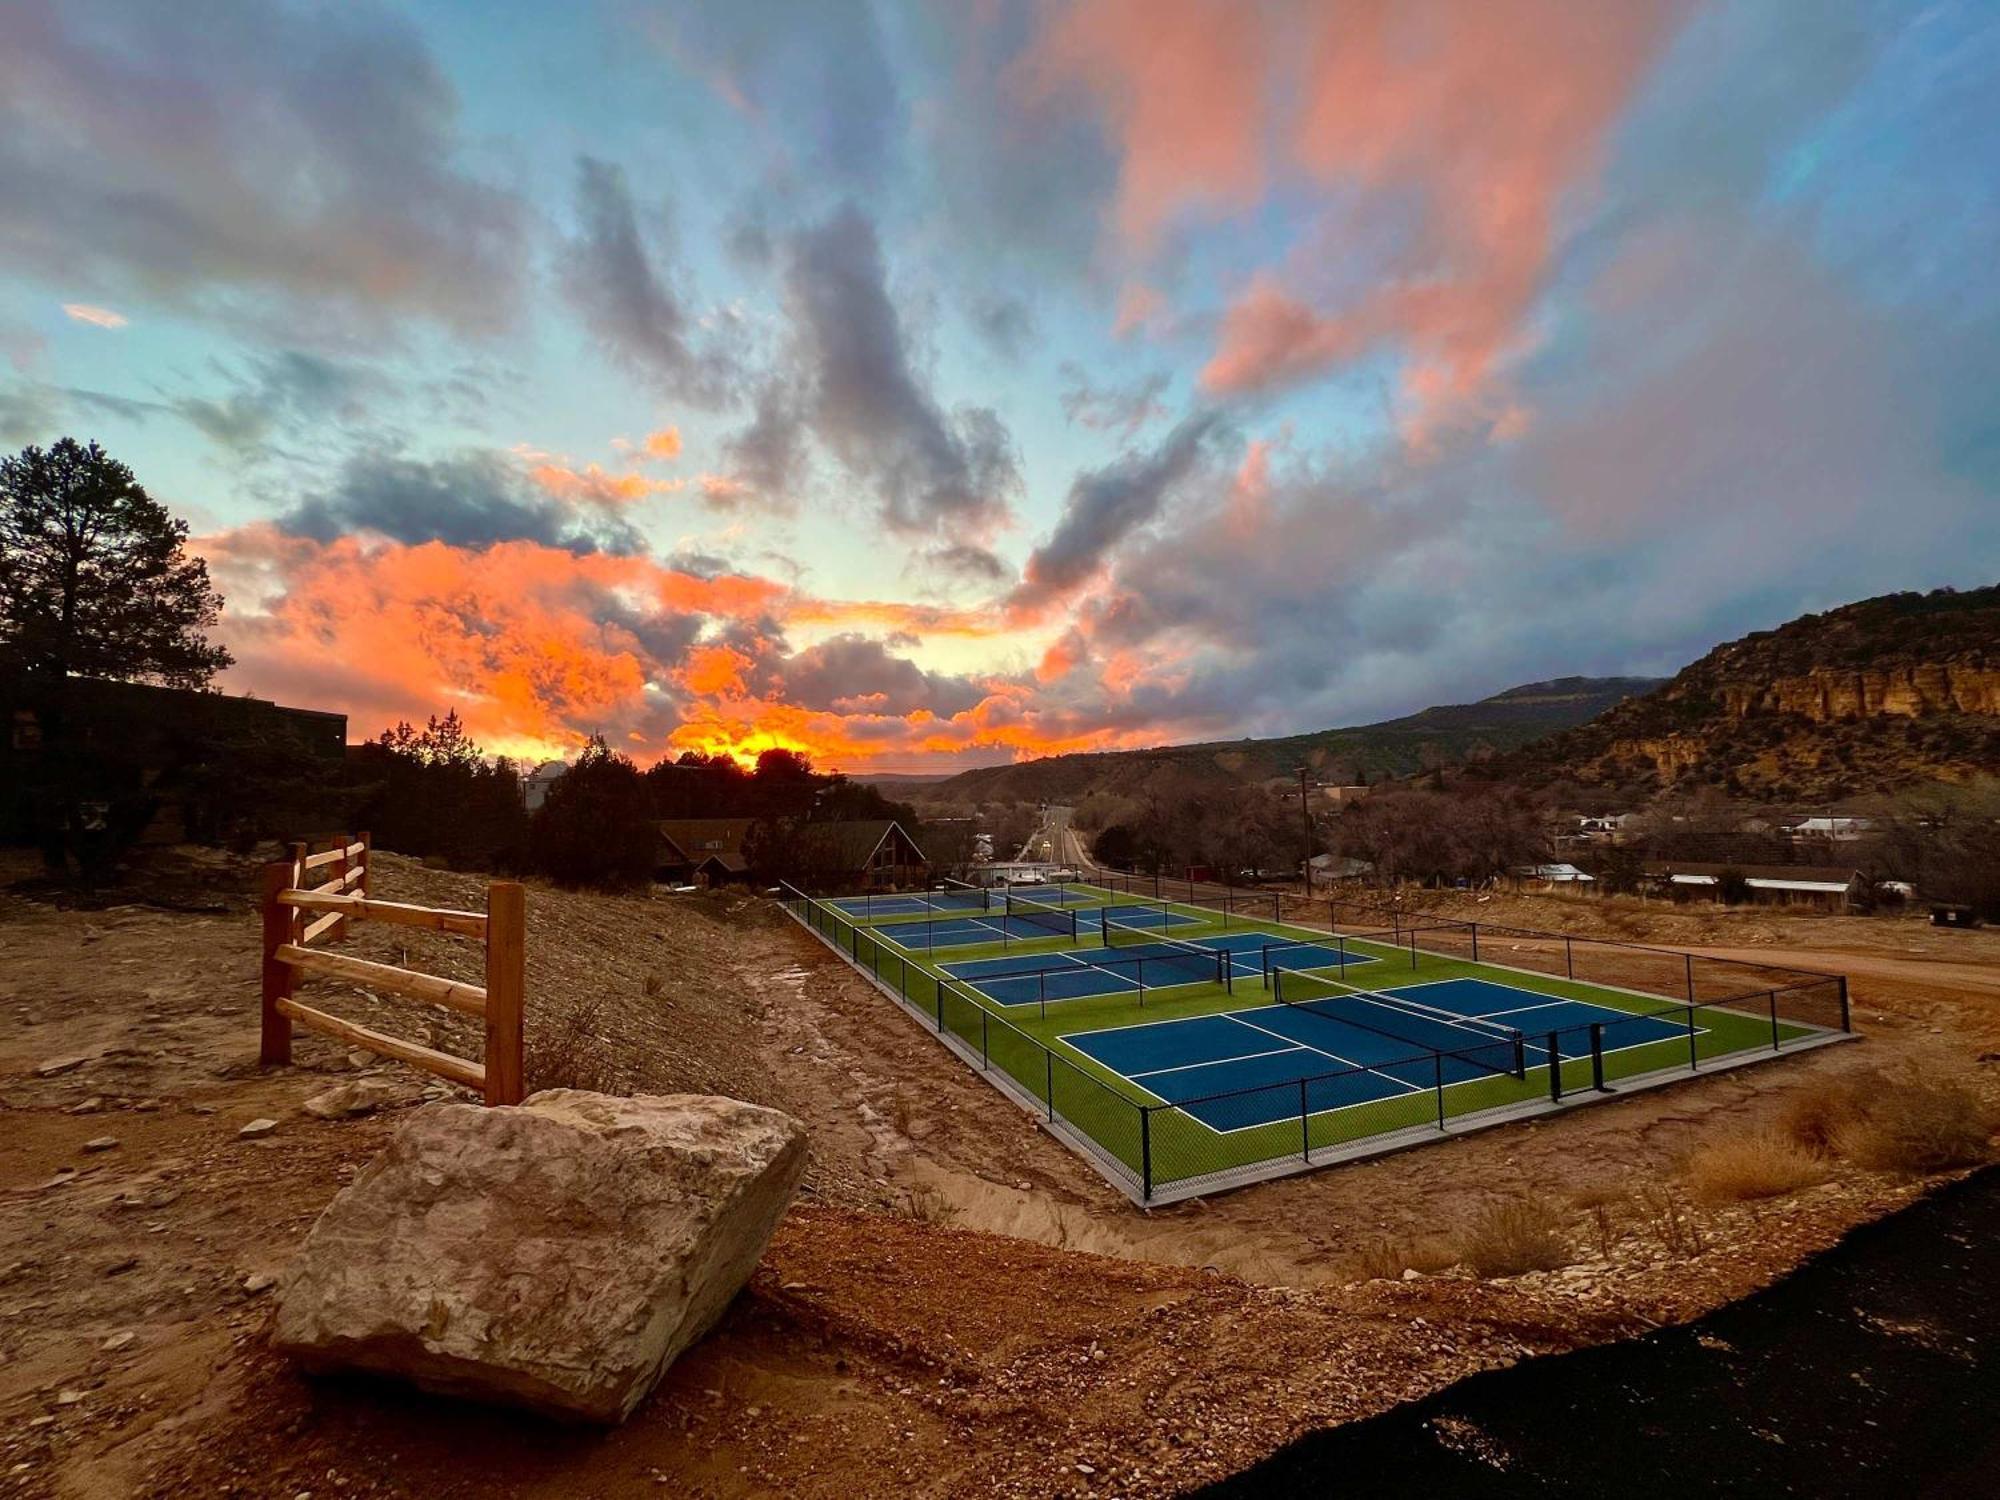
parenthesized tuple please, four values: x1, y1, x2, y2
(259, 833, 525, 1105)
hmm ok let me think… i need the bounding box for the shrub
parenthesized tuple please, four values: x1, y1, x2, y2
(1777, 1074, 1869, 1155)
(1837, 1076, 1995, 1175)
(528, 736, 656, 888)
(1354, 1235, 1459, 1281)
(1455, 1197, 1570, 1278)
(1684, 1130, 1828, 1204)
(525, 993, 621, 1095)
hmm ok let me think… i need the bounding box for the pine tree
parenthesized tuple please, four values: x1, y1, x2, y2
(0, 438, 232, 686)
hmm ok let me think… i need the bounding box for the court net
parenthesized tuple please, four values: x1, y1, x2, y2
(932, 878, 992, 911)
(1273, 968, 1525, 1078)
(1005, 892, 1079, 940)
(1105, 911, 1231, 992)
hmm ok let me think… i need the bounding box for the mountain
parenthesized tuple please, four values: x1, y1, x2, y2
(1473, 585, 2000, 800)
(914, 676, 1663, 806)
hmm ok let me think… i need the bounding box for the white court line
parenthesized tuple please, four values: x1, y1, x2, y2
(1221, 1013, 1422, 1090)
(1130, 1045, 1306, 1081)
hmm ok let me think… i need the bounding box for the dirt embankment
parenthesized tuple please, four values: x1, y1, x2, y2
(2, 854, 1995, 1498)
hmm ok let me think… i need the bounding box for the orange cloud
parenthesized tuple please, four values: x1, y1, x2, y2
(528, 462, 680, 505)
(644, 427, 683, 459)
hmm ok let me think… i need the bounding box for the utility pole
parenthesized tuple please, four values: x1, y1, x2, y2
(1297, 764, 1314, 895)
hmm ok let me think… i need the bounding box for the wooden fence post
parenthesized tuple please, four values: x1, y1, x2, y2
(331, 836, 351, 943)
(484, 882, 526, 1105)
(260, 862, 295, 1065)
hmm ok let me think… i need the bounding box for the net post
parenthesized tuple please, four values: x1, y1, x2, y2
(1838, 975, 1851, 1032)
(1686, 1005, 1699, 1070)
(1591, 1024, 1607, 1091)
(1337, 936, 1348, 979)
(1300, 1078, 1310, 1163)
(1547, 1032, 1562, 1102)
(1140, 1108, 1153, 1202)
(1045, 1051, 1055, 1120)
(1769, 990, 1781, 1051)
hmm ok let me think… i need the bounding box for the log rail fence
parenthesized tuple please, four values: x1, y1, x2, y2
(259, 832, 526, 1104)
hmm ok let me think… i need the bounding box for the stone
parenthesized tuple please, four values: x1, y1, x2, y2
(67, 1097, 104, 1115)
(301, 1078, 412, 1121)
(243, 1272, 276, 1295)
(36, 1056, 89, 1078)
(101, 1332, 136, 1353)
(238, 1118, 278, 1139)
(272, 1091, 807, 1424)
(82, 1137, 120, 1153)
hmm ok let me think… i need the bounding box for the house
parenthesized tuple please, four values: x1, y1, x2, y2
(1308, 853, 1374, 882)
(520, 759, 568, 812)
(1517, 862, 1595, 885)
(1791, 815, 1873, 842)
(797, 819, 929, 890)
(1639, 861, 1866, 910)
(655, 817, 756, 885)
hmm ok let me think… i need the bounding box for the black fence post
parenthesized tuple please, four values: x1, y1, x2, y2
(1300, 1079, 1311, 1163)
(1686, 1005, 1699, 1070)
(1471, 924, 1479, 964)
(1684, 952, 1695, 1004)
(1769, 990, 1781, 1051)
(1337, 936, 1349, 979)
(1565, 936, 1574, 979)
(1434, 1053, 1446, 1129)
(1547, 1032, 1562, 1102)
(1590, 1024, 1607, 1092)
(980, 1009, 989, 1068)
(1045, 1052, 1054, 1120)
(1408, 930, 1418, 970)
(1838, 976, 1851, 1032)
(1140, 1108, 1153, 1202)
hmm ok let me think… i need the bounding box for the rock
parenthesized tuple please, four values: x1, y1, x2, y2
(101, 1331, 136, 1353)
(238, 1118, 278, 1139)
(36, 1056, 89, 1078)
(243, 1272, 277, 1295)
(82, 1136, 120, 1153)
(272, 1091, 807, 1423)
(301, 1078, 412, 1121)
(67, 1097, 105, 1115)
(346, 1050, 378, 1069)
(55, 1389, 85, 1406)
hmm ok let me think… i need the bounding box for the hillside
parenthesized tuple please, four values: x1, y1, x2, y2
(915, 676, 1662, 806)
(1474, 585, 2000, 800)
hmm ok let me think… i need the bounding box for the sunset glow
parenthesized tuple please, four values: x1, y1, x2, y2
(3, 1, 1993, 772)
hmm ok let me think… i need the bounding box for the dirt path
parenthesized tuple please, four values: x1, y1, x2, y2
(2, 857, 1995, 1497)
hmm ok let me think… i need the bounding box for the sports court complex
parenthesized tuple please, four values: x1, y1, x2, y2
(780, 875, 1853, 1204)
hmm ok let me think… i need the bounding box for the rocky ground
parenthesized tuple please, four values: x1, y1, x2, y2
(2, 850, 1996, 1498)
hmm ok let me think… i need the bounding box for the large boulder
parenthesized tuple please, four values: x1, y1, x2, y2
(272, 1090, 807, 1422)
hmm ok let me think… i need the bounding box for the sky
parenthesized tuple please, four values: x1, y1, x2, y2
(2, 1, 1996, 773)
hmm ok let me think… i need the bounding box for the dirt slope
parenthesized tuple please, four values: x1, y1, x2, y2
(2, 853, 1996, 1497)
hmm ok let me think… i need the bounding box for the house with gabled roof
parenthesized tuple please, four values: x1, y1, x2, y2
(656, 817, 757, 885)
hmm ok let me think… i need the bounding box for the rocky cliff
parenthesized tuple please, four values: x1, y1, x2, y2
(1479, 585, 2000, 800)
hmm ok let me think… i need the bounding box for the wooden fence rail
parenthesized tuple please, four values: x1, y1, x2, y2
(258, 832, 525, 1105)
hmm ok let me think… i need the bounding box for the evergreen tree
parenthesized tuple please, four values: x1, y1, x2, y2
(0, 438, 231, 685)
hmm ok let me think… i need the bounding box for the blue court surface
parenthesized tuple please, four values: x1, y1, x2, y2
(1200, 931, 1381, 981)
(942, 941, 1225, 1006)
(874, 912, 1067, 947)
(1063, 978, 1699, 1132)
(1076, 904, 1204, 934)
(829, 890, 989, 919)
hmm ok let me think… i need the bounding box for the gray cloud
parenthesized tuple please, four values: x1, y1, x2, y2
(1012, 411, 1221, 609)
(972, 295, 1036, 361)
(746, 206, 1020, 537)
(279, 451, 646, 556)
(0, 0, 526, 335)
(778, 634, 987, 717)
(720, 379, 811, 503)
(1059, 364, 1172, 439)
(560, 156, 738, 406)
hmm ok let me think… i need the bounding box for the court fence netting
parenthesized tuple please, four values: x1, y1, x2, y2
(777, 879, 1854, 1205)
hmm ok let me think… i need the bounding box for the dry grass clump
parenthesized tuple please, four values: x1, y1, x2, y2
(1684, 1129, 1828, 1205)
(526, 993, 623, 1095)
(1354, 1234, 1459, 1281)
(1455, 1197, 1571, 1279)
(1836, 1076, 1996, 1176)
(1775, 1067, 1995, 1177)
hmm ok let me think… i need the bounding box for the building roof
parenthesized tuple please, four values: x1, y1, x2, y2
(656, 818, 757, 863)
(1641, 861, 1859, 884)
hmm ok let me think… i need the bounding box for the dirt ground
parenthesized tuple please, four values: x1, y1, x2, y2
(2, 852, 1996, 1499)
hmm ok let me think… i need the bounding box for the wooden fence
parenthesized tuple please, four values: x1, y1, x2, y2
(258, 832, 526, 1105)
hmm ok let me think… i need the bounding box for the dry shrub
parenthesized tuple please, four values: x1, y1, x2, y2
(526, 993, 622, 1094)
(1836, 1075, 1995, 1176)
(1354, 1234, 1459, 1281)
(1778, 1074, 1869, 1155)
(1455, 1197, 1570, 1279)
(642, 971, 665, 999)
(1684, 1129, 1828, 1205)
(1635, 1185, 1705, 1257)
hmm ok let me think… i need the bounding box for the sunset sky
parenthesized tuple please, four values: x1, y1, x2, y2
(2, 1, 1995, 771)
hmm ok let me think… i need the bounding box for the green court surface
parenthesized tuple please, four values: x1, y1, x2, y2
(780, 880, 1850, 1203)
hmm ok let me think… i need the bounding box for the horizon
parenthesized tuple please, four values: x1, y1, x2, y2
(3, 2, 1995, 772)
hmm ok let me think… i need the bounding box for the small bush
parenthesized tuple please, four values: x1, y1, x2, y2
(1684, 1130, 1828, 1204)
(1837, 1077, 1995, 1176)
(1635, 1185, 1705, 1257)
(526, 993, 621, 1095)
(1354, 1234, 1459, 1281)
(1778, 1075, 1867, 1156)
(1455, 1197, 1570, 1278)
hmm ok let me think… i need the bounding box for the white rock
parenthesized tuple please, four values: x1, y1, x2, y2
(300, 1078, 412, 1120)
(82, 1136, 120, 1153)
(36, 1056, 89, 1078)
(272, 1090, 807, 1423)
(239, 1118, 278, 1138)
(244, 1272, 277, 1295)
